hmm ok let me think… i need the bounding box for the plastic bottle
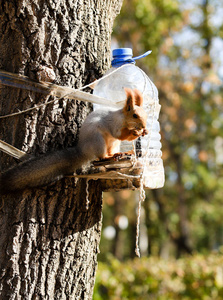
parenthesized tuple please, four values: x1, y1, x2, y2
(93, 48, 164, 189)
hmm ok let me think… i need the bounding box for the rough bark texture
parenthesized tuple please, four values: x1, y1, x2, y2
(0, 0, 123, 298)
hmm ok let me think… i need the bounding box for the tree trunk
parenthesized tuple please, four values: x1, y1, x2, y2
(0, 0, 123, 298)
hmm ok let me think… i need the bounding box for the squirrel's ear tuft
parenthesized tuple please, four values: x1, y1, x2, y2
(133, 89, 143, 107)
(124, 88, 134, 112)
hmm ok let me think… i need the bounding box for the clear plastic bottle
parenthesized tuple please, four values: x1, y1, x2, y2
(93, 48, 164, 189)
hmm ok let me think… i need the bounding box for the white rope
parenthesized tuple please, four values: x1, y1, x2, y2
(115, 171, 141, 179)
(135, 196, 142, 257)
(135, 177, 146, 257)
(86, 179, 90, 210)
(0, 97, 62, 119)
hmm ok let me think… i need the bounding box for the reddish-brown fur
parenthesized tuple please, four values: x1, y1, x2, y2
(119, 128, 141, 141)
(117, 88, 147, 142)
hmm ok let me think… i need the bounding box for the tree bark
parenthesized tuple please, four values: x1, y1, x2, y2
(0, 0, 123, 298)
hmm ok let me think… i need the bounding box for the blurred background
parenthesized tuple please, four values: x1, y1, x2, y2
(94, 0, 223, 298)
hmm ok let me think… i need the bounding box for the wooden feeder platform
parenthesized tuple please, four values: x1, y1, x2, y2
(75, 153, 143, 191)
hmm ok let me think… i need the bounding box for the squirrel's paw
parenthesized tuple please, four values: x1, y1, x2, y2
(132, 130, 141, 137)
(142, 128, 149, 136)
(133, 128, 148, 137)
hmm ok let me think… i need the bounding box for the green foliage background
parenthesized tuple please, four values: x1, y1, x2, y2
(94, 254, 223, 299)
(94, 0, 223, 297)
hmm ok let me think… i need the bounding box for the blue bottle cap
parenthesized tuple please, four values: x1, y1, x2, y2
(112, 48, 133, 58)
(112, 48, 134, 67)
(111, 48, 152, 67)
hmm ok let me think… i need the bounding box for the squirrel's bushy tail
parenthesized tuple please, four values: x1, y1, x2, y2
(0, 146, 86, 194)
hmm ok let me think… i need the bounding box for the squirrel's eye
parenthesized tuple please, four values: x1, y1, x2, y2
(133, 113, 138, 119)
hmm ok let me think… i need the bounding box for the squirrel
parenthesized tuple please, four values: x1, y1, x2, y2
(0, 88, 148, 194)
